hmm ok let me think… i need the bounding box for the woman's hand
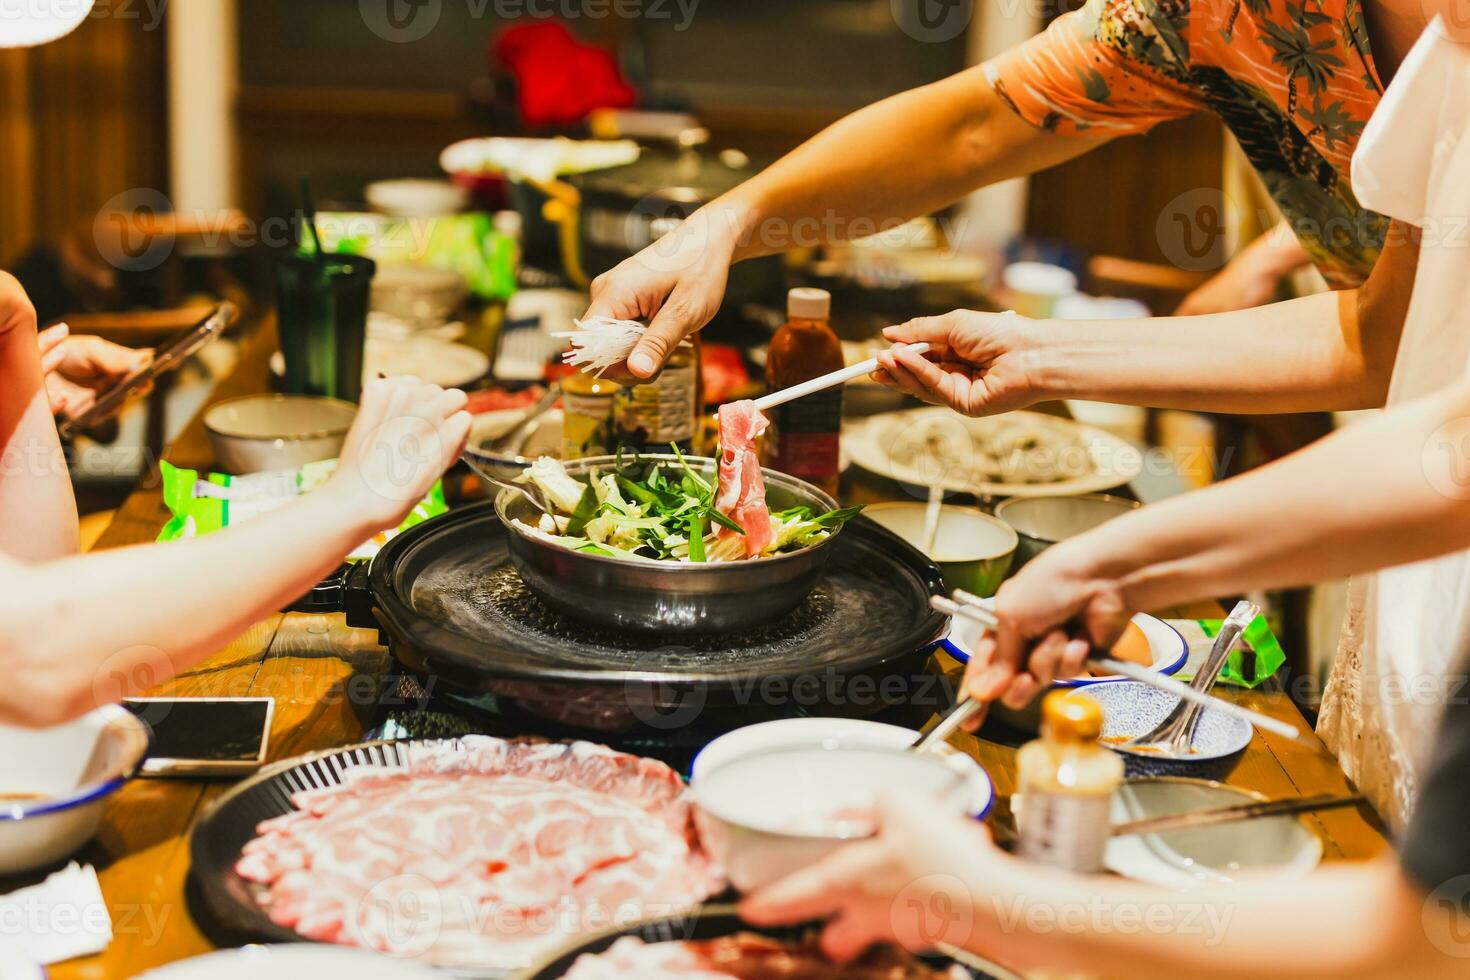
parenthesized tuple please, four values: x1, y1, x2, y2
(327, 376, 471, 531)
(872, 310, 1045, 417)
(961, 539, 1134, 725)
(740, 794, 1002, 962)
(37, 323, 152, 421)
(582, 206, 741, 381)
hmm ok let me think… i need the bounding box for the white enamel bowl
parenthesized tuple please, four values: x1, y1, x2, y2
(691, 718, 994, 892)
(0, 704, 151, 874)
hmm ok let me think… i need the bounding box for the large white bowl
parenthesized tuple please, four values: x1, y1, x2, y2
(0, 705, 151, 874)
(204, 394, 357, 474)
(691, 718, 994, 892)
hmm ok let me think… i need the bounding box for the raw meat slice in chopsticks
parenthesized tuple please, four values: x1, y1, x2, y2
(715, 400, 774, 557)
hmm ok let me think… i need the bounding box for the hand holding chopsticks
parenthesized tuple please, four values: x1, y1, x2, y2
(930, 591, 1302, 741)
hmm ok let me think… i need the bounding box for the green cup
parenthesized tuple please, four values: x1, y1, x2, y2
(275, 252, 376, 402)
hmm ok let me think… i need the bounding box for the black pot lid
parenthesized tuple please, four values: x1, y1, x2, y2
(366, 503, 947, 689)
(568, 149, 756, 203)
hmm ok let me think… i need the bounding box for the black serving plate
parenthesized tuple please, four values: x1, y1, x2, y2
(522, 906, 1015, 979)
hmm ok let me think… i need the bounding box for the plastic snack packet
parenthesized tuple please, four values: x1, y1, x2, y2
(156, 459, 446, 560)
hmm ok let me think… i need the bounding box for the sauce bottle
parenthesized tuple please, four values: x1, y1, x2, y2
(1015, 691, 1123, 873)
(561, 372, 621, 460)
(765, 288, 843, 496)
(614, 340, 700, 454)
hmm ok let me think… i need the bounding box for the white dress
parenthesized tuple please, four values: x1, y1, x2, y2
(1318, 19, 1470, 829)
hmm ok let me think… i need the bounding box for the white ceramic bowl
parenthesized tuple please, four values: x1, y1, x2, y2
(691, 718, 994, 892)
(862, 502, 1018, 598)
(0, 705, 151, 874)
(204, 394, 358, 474)
(1105, 778, 1322, 888)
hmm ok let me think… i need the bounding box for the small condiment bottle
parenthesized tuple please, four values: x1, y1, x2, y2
(614, 340, 700, 454)
(561, 371, 621, 460)
(765, 287, 843, 496)
(1015, 690, 1123, 873)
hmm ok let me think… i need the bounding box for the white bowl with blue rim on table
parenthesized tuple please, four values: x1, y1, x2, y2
(0, 704, 151, 874)
(690, 718, 995, 892)
(937, 608, 1188, 733)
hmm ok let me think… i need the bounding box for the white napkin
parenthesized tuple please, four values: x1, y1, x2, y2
(0, 863, 111, 965)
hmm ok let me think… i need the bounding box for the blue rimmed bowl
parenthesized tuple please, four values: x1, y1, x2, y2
(690, 718, 994, 892)
(0, 704, 151, 873)
(1071, 681, 1254, 780)
(938, 611, 1188, 733)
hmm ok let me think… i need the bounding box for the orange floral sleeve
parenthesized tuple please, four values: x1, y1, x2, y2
(984, 0, 1206, 136)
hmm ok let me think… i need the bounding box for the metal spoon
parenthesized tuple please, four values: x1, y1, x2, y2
(461, 453, 556, 517)
(1125, 599, 1258, 754)
(486, 382, 561, 456)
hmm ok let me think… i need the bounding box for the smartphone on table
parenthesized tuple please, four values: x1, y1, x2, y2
(121, 696, 274, 777)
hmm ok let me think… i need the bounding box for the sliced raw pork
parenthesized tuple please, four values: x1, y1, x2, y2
(715, 400, 774, 557)
(235, 737, 723, 970)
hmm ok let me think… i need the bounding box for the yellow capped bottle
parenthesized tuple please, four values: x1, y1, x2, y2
(1015, 691, 1123, 873)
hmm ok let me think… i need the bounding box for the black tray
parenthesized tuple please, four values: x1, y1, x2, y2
(523, 906, 1009, 979)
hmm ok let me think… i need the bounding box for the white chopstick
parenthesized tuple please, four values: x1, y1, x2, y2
(929, 594, 1302, 741)
(751, 342, 931, 412)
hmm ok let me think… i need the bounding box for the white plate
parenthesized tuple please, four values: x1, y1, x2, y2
(845, 407, 1143, 498)
(138, 945, 441, 979)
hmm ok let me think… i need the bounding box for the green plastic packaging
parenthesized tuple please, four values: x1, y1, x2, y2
(156, 459, 446, 561)
(1184, 614, 1288, 688)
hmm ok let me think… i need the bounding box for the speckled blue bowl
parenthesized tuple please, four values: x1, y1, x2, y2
(1070, 682, 1254, 780)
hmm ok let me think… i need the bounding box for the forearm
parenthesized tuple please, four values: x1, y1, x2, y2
(0, 483, 375, 725)
(1056, 379, 1470, 611)
(712, 68, 1105, 262)
(958, 856, 1438, 980)
(1032, 289, 1386, 413)
(0, 318, 79, 561)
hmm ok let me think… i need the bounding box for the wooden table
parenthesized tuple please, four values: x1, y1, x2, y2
(29, 324, 1388, 977)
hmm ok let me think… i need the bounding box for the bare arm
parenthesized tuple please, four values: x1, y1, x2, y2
(0, 272, 79, 560)
(744, 798, 1459, 980)
(960, 371, 1470, 706)
(587, 68, 1110, 378)
(877, 220, 1417, 417)
(1173, 220, 1313, 316)
(0, 376, 471, 727)
(717, 67, 1107, 263)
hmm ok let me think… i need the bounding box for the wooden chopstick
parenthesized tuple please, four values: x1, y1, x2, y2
(1111, 793, 1365, 837)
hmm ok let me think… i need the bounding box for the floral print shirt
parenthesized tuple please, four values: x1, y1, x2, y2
(986, 0, 1389, 287)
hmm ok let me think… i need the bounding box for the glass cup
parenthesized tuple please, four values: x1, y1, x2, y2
(275, 252, 376, 402)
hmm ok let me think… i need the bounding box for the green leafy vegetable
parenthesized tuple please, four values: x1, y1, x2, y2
(516, 456, 861, 563)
